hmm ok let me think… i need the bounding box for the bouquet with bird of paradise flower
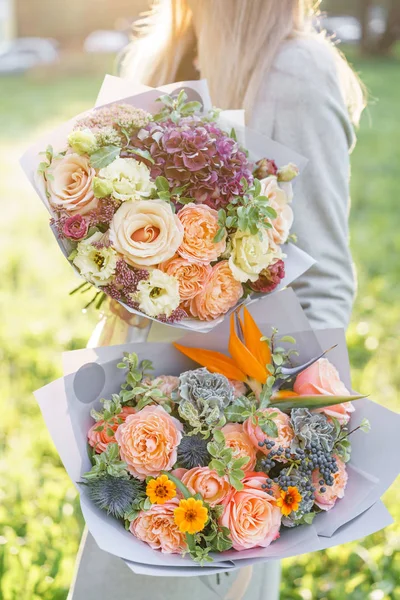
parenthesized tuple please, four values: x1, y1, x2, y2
(34, 290, 399, 574)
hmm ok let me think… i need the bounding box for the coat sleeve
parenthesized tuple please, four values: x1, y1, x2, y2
(250, 38, 356, 329)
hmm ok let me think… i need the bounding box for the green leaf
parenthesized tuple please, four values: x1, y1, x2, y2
(213, 227, 226, 243)
(181, 101, 202, 115)
(128, 148, 155, 164)
(209, 459, 226, 472)
(229, 477, 244, 491)
(360, 418, 371, 433)
(270, 394, 367, 412)
(117, 362, 126, 369)
(213, 429, 225, 444)
(229, 128, 237, 141)
(90, 145, 120, 169)
(232, 456, 250, 469)
(279, 335, 296, 344)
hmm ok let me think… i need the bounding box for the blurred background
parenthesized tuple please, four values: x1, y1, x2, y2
(0, 0, 399, 598)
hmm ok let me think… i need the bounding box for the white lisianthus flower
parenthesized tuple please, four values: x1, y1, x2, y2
(228, 230, 276, 283)
(97, 157, 155, 201)
(68, 128, 98, 155)
(133, 269, 180, 318)
(73, 232, 117, 286)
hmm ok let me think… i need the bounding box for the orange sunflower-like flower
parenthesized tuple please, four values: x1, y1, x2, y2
(146, 474, 177, 505)
(173, 497, 208, 534)
(276, 486, 302, 516)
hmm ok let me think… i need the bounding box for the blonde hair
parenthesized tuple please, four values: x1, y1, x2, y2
(120, 0, 365, 125)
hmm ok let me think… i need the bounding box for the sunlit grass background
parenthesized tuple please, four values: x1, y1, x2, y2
(0, 48, 399, 599)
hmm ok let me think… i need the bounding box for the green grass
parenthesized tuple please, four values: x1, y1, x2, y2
(0, 52, 399, 599)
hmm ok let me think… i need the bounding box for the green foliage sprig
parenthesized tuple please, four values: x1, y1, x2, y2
(153, 90, 203, 123)
(207, 430, 249, 490)
(214, 177, 277, 242)
(83, 443, 129, 481)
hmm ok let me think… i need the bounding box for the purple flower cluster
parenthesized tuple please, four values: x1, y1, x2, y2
(88, 199, 119, 227)
(157, 307, 188, 323)
(103, 261, 149, 302)
(131, 118, 253, 209)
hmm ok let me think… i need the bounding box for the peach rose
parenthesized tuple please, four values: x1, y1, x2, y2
(47, 153, 98, 215)
(130, 499, 187, 554)
(114, 405, 183, 480)
(109, 200, 184, 268)
(220, 473, 281, 550)
(244, 407, 294, 457)
(221, 423, 257, 472)
(228, 379, 248, 399)
(261, 176, 293, 248)
(189, 261, 243, 321)
(294, 358, 354, 425)
(180, 467, 231, 507)
(160, 255, 212, 301)
(87, 406, 136, 454)
(177, 203, 226, 264)
(312, 455, 348, 511)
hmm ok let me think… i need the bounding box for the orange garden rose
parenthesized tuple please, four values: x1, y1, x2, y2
(189, 260, 243, 321)
(221, 423, 257, 472)
(312, 455, 348, 511)
(244, 408, 294, 457)
(177, 203, 226, 264)
(130, 499, 187, 554)
(47, 153, 98, 214)
(87, 406, 136, 454)
(220, 473, 281, 550)
(294, 358, 354, 425)
(160, 256, 212, 302)
(180, 467, 231, 507)
(114, 405, 183, 480)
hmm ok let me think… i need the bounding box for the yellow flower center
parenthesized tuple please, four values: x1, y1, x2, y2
(94, 253, 105, 269)
(150, 286, 163, 298)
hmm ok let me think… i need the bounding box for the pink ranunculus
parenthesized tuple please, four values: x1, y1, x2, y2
(130, 499, 187, 554)
(180, 467, 231, 507)
(312, 455, 348, 511)
(87, 406, 136, 454)
(220, 473, 281, 550)
(62, 214, 88, 240)
(243, 407, 294, 457)
(114, 405, 183, 480)
(294, 358, 354, 425)
(221, 423, 257, 472)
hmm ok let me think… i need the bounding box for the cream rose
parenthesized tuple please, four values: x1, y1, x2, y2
(47, 153, 97, 214)
(228, 230, 275, 283)
(109, 200, 184, 268)
(97, 157, 155, 201)
(261, 176, 294, 247)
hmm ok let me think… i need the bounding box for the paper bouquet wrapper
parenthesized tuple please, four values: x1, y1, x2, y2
(20, 76, 315, 333)
(34, 289, 399, 576)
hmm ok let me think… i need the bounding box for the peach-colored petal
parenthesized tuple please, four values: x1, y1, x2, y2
(48, 153, 98, 214)
(130, 499, 187, 554)
(160, 255, 212, 302)
(177, 203, 226, 264)
(180, 467, 231, 507)
(220, 473, 281, 550)
(87, 406, 136, 454)
(312, 455, 348, 511)
(114, 405, 183, 480)
(243, 408, 294, 458)
(189, 261, 243, 321)
(221, 423, 257, 472)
